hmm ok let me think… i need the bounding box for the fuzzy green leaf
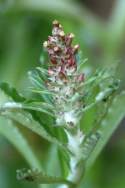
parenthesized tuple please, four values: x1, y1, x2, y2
(1, 110, 67, 152)
(22, 101, 55, 117)
(86, 91, 125, 168)
(0, 117, 42, 170)
(28, 70, 52, 103)
(16, 168, 75, 186)
(0, 82, 25, 102)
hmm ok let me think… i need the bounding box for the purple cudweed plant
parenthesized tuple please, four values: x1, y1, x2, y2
(0, 20, 123, 188)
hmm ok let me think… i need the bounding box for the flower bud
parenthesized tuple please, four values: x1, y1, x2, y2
(77, 74, 84, 82)
(65, 33, 75, 46)
(53, 20, 59, 27)
(43, 41, 48, 48)
(54, 46, 60, 52)
(59, 31, 65, 37)
(73, 44, 79, 54)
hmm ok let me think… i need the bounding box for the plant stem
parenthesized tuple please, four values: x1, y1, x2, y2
(58, 129, 85, 188)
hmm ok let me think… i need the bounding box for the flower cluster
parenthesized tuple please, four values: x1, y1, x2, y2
(43, 20, 84, 128)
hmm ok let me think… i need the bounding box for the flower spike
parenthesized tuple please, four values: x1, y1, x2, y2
(43, 21, 84, 127)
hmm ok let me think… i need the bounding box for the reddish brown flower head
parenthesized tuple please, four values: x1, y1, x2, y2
(43, 20, 80, 79)
(42, 21, 85, 127)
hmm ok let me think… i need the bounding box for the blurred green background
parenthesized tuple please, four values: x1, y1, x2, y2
(0, 0, 125, 188)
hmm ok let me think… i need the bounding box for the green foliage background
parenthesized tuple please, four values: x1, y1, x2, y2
(0, 0, 125, 188)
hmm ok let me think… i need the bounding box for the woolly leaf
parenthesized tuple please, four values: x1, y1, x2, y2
(16, 168, 75, 186)
(0, 82, 25, 102)
(22, 101, 55, 117)
(0, 117, 42, 170)
(86, 91, 125, 169)
(1, 110, 67, 152)
(28, 70, 52, 103)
